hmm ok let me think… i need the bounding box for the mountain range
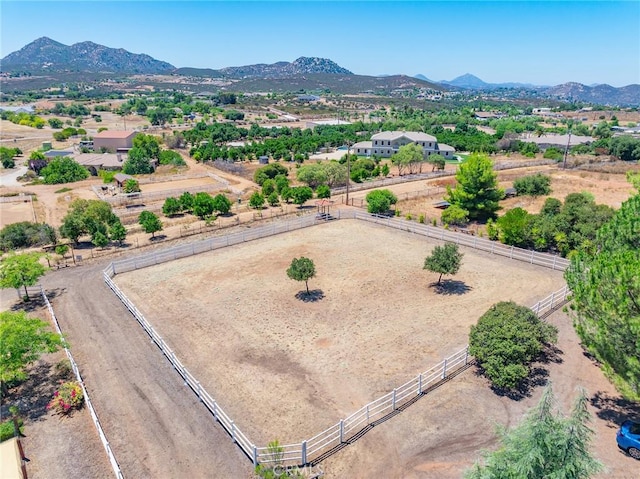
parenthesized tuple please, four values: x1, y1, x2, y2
(2, 37, 639, 106)
(1, 37, 175, 74)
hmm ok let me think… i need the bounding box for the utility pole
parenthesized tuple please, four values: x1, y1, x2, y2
(346, 142, 351, 206)
(562, 128, 572, 169)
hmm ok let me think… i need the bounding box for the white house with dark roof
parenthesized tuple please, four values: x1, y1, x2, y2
(352, 131, 455, 159)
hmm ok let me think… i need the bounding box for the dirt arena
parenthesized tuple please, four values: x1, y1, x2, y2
(114, 219, 565, 446)
(0, 198, 35, 228)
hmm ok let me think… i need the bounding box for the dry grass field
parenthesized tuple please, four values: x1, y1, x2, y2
(114, 219, 565, 447)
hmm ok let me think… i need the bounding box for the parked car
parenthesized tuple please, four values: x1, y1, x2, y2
(617, 420, 640, 459)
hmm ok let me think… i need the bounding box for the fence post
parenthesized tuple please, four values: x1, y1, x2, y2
(213, 400, 218, 421)
(442, 359, 448, 378)
(253, 445, 258, 467)
(231, 421, 236, 443)
(196, 381, 202, 400)
(111, 263, 116, 276)
(392, 389, 397, 410)
(418, 373, 423, 394)
(339, 419, 344, 443)
(552, 255, 557, 270)
(550, 291, 555, 309)
(530, 250, 534, 263)
(301, 440, 307, 464)
(465, 348, 469, 365)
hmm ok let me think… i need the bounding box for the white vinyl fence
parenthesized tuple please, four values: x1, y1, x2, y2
(351, 211, 571, 271)
(102, 211, 571, 467)
(40, 286, 124, 479)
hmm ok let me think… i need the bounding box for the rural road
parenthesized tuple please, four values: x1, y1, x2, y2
(0, 165, 28, 187)
(42, 259, 252, 478)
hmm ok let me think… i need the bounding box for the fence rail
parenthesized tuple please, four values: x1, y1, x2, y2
(40, 286, 124, 479)
(102, 210, 571, 468)
(98, 183, 228, 206)
(0, 194, 34, 203)
(351, 211, 570, 271)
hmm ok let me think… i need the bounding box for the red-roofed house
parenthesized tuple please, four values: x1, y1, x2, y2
(93, 130, 138, 153)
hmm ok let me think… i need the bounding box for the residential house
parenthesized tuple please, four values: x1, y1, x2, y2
(351, 131, 455, 159)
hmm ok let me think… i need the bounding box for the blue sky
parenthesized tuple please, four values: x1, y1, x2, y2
(2, 1, 639, 87)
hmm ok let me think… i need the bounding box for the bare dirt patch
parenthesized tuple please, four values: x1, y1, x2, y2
(0, 200, 35, 227)
(113, 219, 564, 447)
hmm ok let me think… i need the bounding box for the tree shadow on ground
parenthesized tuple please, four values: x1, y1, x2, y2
(0, 360, 76, 422)
(295, 289, 325, 303)
(431, 279, 472, 295)
(9, 288, 64, 313)
(150, 234, 167, 242)
(474, 360, 553, 402)
(590, 391, 640, 428)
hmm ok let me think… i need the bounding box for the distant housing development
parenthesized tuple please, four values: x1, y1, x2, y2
(352, 131, 455, 158)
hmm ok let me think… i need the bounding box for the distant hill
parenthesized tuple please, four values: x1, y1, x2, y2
(232, 74, 443, 95)
(441, 73, 490, 89)
(1, 36, 175, 74)
(414, 73, 436, 83)
(217, 57, 353, 79)
(544, 82, 640, 107)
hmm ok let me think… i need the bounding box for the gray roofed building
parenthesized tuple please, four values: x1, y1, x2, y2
(44, 149, 74, 158)
(73, 153, 126, 174)
(367, 131, 455, 159)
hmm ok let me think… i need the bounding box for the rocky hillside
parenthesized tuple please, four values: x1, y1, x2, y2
(544, 82, 640, 107)
(218, 57, 352, 78)
(1, 37, 175, 74)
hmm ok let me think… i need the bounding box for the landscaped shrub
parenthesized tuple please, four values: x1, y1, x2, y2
(47, 381, 84, 414)
(0, 418, 23, 442)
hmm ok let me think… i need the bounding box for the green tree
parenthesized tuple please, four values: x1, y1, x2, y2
(287, 257, 316, 294)
(391, 143, 425, 176)
(254, 163, 288, 186)
(162, 197, 182, 216)
(446, 153, 504, 221)
(179, 191, 195, 212)
(261, 179, 276, 197)
(428, 153, 446, 171)
(465, 386, 602, 479)
(60, 199, 119, 243)
(441, 205, 469, 227)
(48, 118, 63, 129)
(267, 192, 280, 206)
(54, 244, 69, 258)
(40, 157, 90, 184)
(513, 174, 551, 197)
(108, 221, 127, 246)
(249, 192, 265, 209)
(423, 242, 463, 284)
(497, 207, 531, 247)
(297, 163, 329, 189)
(0, 252, 47, 300)
(92, 231, 109, 249)
(29, 151, 45, 161)
(289, 186, 313, 207)
(469, 301, 558, 390)
(316, 184, 331, 199)
(565, 193, 640, 399)
(138, 211, 163, 238)
(212, 193, 232, 214)
(365, 189, 397, 214)
(192, 192, 216, 219)
(123, 179, 141, 193)
(0, 311, 63, 386)
(123, 133, 161, 174)
(0, 222, 57, 251)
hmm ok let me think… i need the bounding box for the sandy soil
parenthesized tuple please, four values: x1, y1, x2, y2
(114, 220, 565, 446)
(12, 217, 636, 479)
(0, 199, 35, 228)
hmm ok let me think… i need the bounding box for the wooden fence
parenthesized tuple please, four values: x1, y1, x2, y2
(39, 286, 124, 479)
(102, 211, 572, 467)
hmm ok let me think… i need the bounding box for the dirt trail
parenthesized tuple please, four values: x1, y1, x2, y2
(41, 262, 252, 479)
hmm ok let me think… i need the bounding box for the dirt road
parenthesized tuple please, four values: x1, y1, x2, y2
(41, 261, 252, 479)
